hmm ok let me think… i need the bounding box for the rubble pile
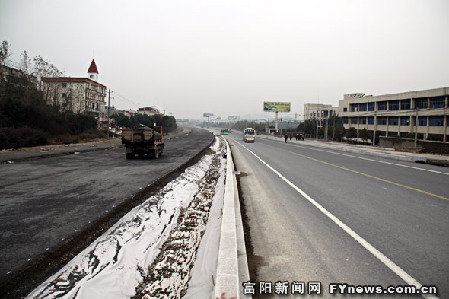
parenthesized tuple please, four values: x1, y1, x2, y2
(134, 139, 226, 299)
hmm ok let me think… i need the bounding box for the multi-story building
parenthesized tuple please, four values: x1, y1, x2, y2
(42, 59, 107, 116)
(304, 87, 449, 142)
(304, 103, 338, 120)
(137, 106, 160, 116)
(304, 103, 339, 128)
(339, 87, 449, 142)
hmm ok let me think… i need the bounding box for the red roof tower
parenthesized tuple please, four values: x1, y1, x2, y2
(88, 59, 99, 81)
(88, 59, 98, 73)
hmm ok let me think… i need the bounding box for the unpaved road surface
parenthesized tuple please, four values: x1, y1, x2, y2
(0, 127, 214, 298)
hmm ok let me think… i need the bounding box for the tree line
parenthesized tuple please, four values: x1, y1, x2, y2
(0, 40, 177, 149)
(111, 113, 177, 133)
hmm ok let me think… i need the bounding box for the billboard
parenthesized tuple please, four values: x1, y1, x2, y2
(203, 113, 214, 117)
(263, 101, 291, 112)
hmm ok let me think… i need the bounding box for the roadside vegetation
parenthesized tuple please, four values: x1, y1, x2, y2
(111, 113, 177, 133)
(0, 40, 177, 150)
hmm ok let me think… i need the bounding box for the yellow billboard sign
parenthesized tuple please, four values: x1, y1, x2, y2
(263, 101, 291, 112)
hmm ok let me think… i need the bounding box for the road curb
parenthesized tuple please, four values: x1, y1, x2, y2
(215, 139, 251, 299)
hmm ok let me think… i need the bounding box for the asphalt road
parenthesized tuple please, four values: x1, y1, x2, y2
(0, 128, 214, 288)
(227, 132, 448, 298)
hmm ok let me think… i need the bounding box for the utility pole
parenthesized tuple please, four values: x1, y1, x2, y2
(415, 108, 419, 148)
(107, 90, 111, 138)
(325, 115, 328, 141)
(332, 112, 336, 140)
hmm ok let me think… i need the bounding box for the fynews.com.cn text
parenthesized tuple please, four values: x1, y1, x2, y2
(242, 281, 438, 296)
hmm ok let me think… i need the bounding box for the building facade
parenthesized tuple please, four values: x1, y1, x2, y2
(42, 59, 107, 116)
(137, 107, 160, 116)
(339, 87, 449, 142)
(304, 103, 338, 121)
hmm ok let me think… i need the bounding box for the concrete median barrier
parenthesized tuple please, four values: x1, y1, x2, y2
(215, 139, 251, 299)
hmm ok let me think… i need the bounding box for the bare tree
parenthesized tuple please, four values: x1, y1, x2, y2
(20, 50, 32, 75)
(32, 55, 63, 80)
(0, 40, 11, 66)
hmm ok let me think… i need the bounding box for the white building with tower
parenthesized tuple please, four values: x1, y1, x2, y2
(42, 59, 107, 116)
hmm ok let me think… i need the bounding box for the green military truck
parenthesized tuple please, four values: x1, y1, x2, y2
(121, 125, 164, 159)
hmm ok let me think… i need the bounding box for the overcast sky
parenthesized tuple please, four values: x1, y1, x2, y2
(1, 0, 448, 119)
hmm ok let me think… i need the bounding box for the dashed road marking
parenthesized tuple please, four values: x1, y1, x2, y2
(263, 137, 449, 176)
(412, 167, 426, 170)
(284, 150, 449, 201)
(235, 140, 439, 299)
(326, 151, 340, 155)
(358, 157, 375, 161)
(394, 164, 409, 168)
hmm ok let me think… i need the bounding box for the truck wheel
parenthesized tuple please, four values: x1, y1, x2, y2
(126, 153, 134, 159)
(154, 149, 159, 159)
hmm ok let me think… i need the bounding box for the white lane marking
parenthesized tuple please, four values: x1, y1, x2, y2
(394, 164, 409, 168)
(358, 157, 375, 162)
(412, 167, 426, 170)
(326, 151, 340, 155)
(269, 137, 447, 177)
(236, 140, 437, 299)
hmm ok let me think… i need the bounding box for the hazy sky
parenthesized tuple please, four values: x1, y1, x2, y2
(1, 0, 448, 119)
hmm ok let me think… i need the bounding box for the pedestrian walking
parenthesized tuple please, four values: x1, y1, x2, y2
(284, 134, 288, 143)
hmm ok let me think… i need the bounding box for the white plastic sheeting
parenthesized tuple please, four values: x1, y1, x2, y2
(28, 137, 225, 299)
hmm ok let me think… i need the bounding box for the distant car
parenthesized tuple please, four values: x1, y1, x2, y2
(221, 129, 229, 135)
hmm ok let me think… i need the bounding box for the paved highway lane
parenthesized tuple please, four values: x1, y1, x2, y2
(0, 128, 214, 287)
(227, 133, 448, 298)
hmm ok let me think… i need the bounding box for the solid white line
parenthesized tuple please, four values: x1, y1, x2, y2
(236, 140, 437, 299)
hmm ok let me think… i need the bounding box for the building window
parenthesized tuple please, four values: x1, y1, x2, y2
(343, 117, 348, 124)
(430, 96, 445, 108)
(415, 98, 428, 109)
(343, 107, 348, 112)
(418, 116, 427, 126)
(429, 116, 444, 126)
(351, 117, 358, 124)
(401, 99, 411, 110)
(351, 104, 358, 112)
(388, 116, 398, 126)
(368, 117, 374, 125)
(378, 116, 387, 125)
(359, 103, 367, 111)
(400, 116, 410, 126)
(368, 102, 375, 111)
(360, 117, 367, 124)
(389, 100, 400, 110)
(377, 101, 387, 110)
